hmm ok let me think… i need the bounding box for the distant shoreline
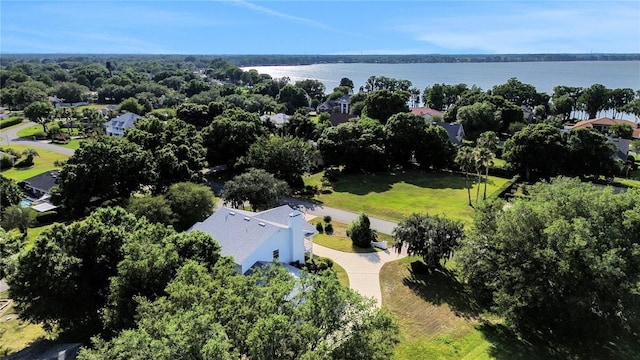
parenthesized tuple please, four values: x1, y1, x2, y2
(2, 53, 639, 67)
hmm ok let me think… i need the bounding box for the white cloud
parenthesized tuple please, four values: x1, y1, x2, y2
(395, 2, 640, 53)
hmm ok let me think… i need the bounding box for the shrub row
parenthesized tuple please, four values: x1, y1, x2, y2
(0, 117, 23, 129)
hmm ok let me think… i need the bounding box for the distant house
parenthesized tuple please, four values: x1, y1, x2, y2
(328, 113, 358, 126)
(431, 121, 465, 144)
(189, 205, 318, 274)
(571, 117, 640, 139)
(317, 95, 350, 114)
(260, 113, 291, 127)
(20, 171, 60, 212)
(411, 107, 444, 119)
(105, 112, 141, 136)
(566, 117, 636, 161)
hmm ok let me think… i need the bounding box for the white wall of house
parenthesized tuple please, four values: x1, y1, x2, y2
(240, 229, 293, 273)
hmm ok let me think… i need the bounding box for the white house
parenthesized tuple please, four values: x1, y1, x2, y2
(317, 95, 350, 114)
(105, 112, 141, 136)
(189, 205, 317, 274)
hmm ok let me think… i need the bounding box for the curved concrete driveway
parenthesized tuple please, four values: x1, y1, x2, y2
(312, 243, 407, 307)
(0, 121, 75, 156)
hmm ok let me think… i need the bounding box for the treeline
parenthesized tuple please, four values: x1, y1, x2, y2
(2, 53, 639, 68)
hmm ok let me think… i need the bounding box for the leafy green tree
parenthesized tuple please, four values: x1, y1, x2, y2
(491, 77, 545, 107)
(414, 125, 456, 170)
(118, 97, 144, 115)
(503, 123, 565, 181)
(183, 78, 211, 97)
(393, 213, 464, 269)
(295, 79, 326, 103)
(362, 89, 410, 124)
(165, 182, 216, 231)
(276, 84, 309, 115)
(459, 178, 640, 341)
(609, 122, 634, 139)
(201, 109, 267, 166)
(55, 82, 89, 103)
(318, 120, 386, 171)
(564, 128, 618, 178)
(79, 261, 399, 360)
(127, 194, 174, 225)
(284, 110, 318, 140)
(550, 94, 574, 121)
(0, 175, 23, 208)
(1, 205, 35, 236)
(0, 226, 21, 278)
(578, 83, 609, 119)
(384, 112, 427, 165)
(126, 117, 206, 193)
(176, 102, 211, 128)
(23, 100, 54, 132)
(347, 213, 377, 248)
(222, 169, 289, 211)
(7, 207, 141, 336)
(456, 101, 501, 141)
(423, 83, 446, 111)
(51, 137, 154, 216)
(608, 88, 635, 119)
(241, 135, 313, 189)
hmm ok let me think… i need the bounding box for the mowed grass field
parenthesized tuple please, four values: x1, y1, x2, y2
(305, 170, 510, 226)
(0, 145, 69, 181)
(309, 218, 394, 253)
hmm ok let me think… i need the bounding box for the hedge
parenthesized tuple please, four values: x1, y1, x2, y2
(0, 117, 23, 129)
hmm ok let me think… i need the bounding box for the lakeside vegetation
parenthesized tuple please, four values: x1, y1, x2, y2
(1, 54, 639, 358)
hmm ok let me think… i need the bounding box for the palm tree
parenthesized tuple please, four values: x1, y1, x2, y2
(21, 148, 39, 166)
(476, 131, 498, 200)
(455, 146, 475, 206)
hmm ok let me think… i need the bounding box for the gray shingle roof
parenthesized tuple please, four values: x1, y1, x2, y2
(431, 121, 464, 144)
(189, 205, 318, 267)
(106, 112, 140, 129)
(21, 171, 59, 193)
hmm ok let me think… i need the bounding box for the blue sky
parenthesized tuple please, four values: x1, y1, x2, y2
(2, 1, 639, 54)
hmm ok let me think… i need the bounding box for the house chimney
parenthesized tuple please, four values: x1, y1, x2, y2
(288, 210, 305, 264)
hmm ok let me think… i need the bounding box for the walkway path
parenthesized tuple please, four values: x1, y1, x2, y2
(0, 121, 75, 156)
(285, 198, 407, 307)
(312, 242, 406, 307)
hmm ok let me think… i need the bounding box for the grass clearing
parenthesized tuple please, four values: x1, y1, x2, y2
(305, 170, 510, 226)
(0, 300, 48, 357)
(309, 219, 393, 253)
(0, 145, 68, 181)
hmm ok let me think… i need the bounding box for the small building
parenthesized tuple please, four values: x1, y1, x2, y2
(431, 121, 466, 144)
(105, 112, 141, 136)
(260, 113, 291, 127)
(189, 205, 317, 274)
(411, 107, 444, 119)
(21, 171, 59, 199)
(317, 95, 350, 114)
(572, 117, 640, 139)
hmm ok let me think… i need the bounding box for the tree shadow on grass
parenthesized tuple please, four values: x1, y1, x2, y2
(402, 261, 478, 318)
(332, 170, 467, 196)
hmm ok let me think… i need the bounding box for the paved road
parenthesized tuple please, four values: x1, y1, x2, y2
(285, 197, 398, 234)
(0, 279, 8, 293)
(0, 121, 75, 156)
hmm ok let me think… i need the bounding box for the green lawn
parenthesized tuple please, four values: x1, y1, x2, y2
(0, 295, 48, 357)
(56, 139, 83, 150)
(17, 124, 82, 139)
(305, 170, 511, 226)
(309, 219, 393, 253)
(381, 257, 639, 360)
(0, 145, 69, 181)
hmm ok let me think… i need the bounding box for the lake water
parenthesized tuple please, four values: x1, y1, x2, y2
(242, 61, 640, 96)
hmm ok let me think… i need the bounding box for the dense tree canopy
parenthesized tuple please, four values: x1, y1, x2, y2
(241, 135, 314, 189)
(564, 128, 618, 178)
(201, 109, 267, 166)
(393, 214, 464, 269)
(51, 137, 154, 216)
(362, 89, 410, 124)
(0, 175, 23, 208)
(7, 207, 223, 338)
(455, 101, 500, 141)
(79, 261, 399, 360)
(318, 119, 386, 171)
(23, 100, 54, 132)
(503, 123, 565, 180)
(459, 178, 640, 342)
(384, 112, 428, 165)
(222, 169, 290, 211)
